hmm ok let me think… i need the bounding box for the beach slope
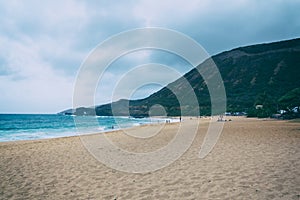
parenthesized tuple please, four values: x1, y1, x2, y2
(0, 117, 299, 199)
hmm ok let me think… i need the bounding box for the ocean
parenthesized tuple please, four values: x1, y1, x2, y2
(0, 114, 174, 142)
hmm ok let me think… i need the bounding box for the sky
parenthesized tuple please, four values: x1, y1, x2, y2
(0, 0, 299, 113)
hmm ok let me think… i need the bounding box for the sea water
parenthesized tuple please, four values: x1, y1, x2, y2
(0, 114, 176, 142)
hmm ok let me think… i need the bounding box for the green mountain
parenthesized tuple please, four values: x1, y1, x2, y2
(62, 38, 300, 117)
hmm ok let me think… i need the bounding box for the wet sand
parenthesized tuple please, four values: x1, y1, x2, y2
(0, 117, 299, 199)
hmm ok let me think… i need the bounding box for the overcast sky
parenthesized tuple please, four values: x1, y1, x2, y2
(0, 0, 299, 113)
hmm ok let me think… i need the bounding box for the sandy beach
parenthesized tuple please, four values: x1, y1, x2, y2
(0, 117, 299, 199)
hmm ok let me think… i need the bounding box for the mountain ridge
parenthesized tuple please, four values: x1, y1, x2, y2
(60, 38, 300, 117)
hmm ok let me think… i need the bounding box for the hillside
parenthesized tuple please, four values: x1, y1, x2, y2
(62, 38, 300, 117)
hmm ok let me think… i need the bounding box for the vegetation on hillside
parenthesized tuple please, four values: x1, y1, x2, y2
(278, 88, 300, 119)
(60, 38, 300, 118)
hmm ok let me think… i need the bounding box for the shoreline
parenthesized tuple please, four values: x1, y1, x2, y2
(0, 115, 181, 143)
(0, 115, 236, 144)
(0, 116, 289, 145)
(0, 117, 183, 145)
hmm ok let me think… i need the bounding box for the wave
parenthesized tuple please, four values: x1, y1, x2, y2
(0, 114, 179, 142)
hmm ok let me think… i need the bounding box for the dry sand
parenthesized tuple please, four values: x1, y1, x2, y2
(0, 117, 299, 199)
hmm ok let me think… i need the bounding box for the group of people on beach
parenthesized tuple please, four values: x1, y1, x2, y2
(166, 116, 182, 123)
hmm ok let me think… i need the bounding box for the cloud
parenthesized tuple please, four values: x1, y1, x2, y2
(0, 0, 89, 113)
(0, 34, 74, 113)
(133, 0, 204, 26)
(176, 0, 300, 54)
(0, 0, 299, 113)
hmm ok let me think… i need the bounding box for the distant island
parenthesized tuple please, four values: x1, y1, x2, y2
(60, 38, 300, 119)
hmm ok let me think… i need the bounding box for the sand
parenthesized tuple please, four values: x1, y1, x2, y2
(0, 117, 299, 199)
